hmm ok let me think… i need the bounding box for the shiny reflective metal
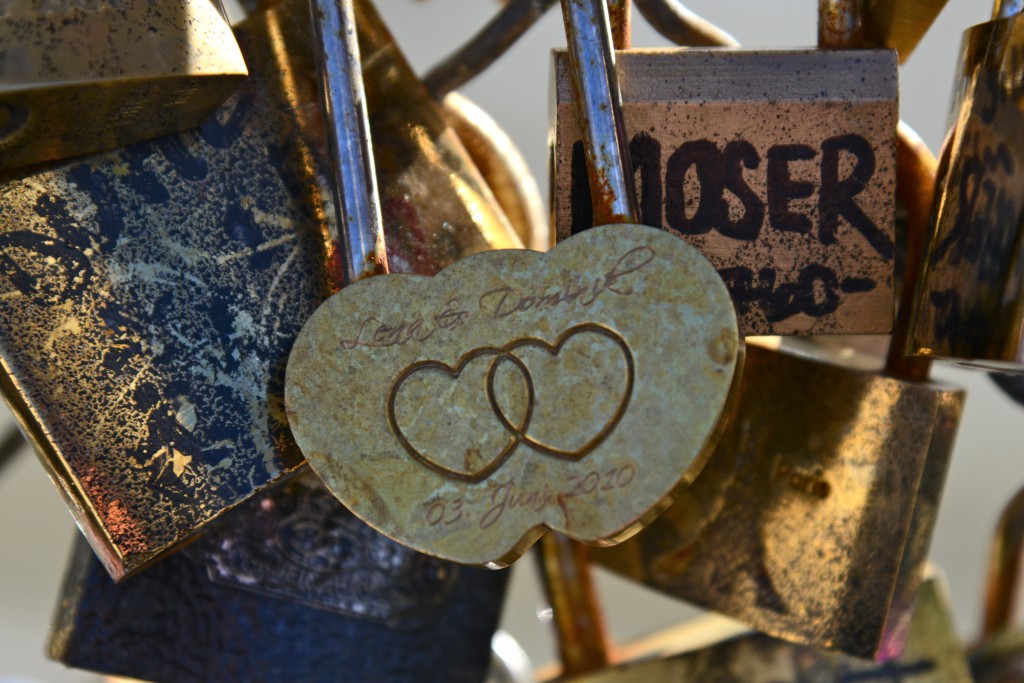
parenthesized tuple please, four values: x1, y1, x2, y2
(969, 485, 1024, 683)
(443, 92, 550, 251)
(592, 119, 963, 660)
(48, 476, 509, 683)
(548, 574, 972, 683)
(0, 0, 247, 171)
(0, 0, 520, 580)
(309, 0, 388, 283)
(864, 0, 950, 62)
(907, 5, 1024, 371)
(488, 631, 536, 683)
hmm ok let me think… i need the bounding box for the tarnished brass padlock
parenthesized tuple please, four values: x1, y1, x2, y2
(0, 0, 248, 170)
(0, 0, 519, 580)
(48, 475, 510, 683)
(547, 572, 971, 682)
(553, 14, 898, 335)
(907, 1, 1024, 371)
(969, 485, 1024, 683)
(863, 0, 950, 61)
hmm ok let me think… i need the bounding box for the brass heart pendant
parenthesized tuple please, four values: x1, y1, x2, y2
(387, 323, 635, 482)
(286, 225, 741, 566)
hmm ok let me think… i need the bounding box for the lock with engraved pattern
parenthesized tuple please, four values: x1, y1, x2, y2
(0, 0, 249, 170)
(906, 1, 1024, 372)
(0, 0, 521, 580)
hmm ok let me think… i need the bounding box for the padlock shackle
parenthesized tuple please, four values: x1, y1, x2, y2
(536, 533, 611, 676)
(560, 0, 639, 226)
(983, 485, 1024, 637)
(608, 0, 632, 49)
(633, 0, 739, 47)
(818, 0, 865, 48)
(309, 0, 390, 285)
(993, 0, 1024, 20)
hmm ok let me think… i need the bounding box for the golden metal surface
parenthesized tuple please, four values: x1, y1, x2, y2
(548, 574, 972, 682)
(592, 341, 963, 659)
(286, 225, 741, 567)
(443, 92, 550, 251)
(0, 0, 522, 580)
(907, 13, 1024, 372)
(553, 48, 898, 335)
(0, 0, 247, 170)
(864, 0, 950, 62)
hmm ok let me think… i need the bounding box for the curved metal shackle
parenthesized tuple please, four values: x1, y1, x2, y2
(560, 0, 639, 226)
(819, 0, 866, 48)
(983, 486, 1024, 637)
(633, 0, 739, 47)
(308, 0, 390, 285)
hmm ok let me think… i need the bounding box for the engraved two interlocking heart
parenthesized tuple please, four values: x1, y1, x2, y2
(286, 225, 742, 566)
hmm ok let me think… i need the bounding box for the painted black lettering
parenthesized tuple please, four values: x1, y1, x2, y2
(720, 140, 764, 241)
(630, 132, 662, 229)
(570, 140, 593, 234)
(666, 139, 723, 235)
(820, 133, 893, 259)
(767, 143, 816, 234)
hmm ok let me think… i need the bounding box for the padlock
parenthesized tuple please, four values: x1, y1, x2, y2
(285, 0, 741, 568)
(542, 571, 972, 682)
(589, 1, 963, 659)
(0, 0, 520, 580)
(0, 0, 248, 171)
(863, 0, 950, 61)
(47, 474, 509, 683)
(969, 485, 1024, 683)
(552, 4, 899, 335)
(906, 1, 1024, 371)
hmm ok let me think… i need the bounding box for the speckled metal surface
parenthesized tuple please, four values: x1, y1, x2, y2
(553, 49, 898, 335)
(48, 511, 509, 683)
(0, 0, 247, 169)
(0, 0, 521, 580)
(907, 14, 1024, 372)
(593, 342, 963, 659)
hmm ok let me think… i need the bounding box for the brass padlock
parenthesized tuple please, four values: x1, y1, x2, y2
(48, 475, 510, 683)
(863, 0, 950, 61)
(552, 17, 899, 335)
(0, 0, 519, 580)
(547, 571, 971, 682)
(0, 0, 248, 170)
(907, 2, 1024, 371)
(969, 485, 1024, 683)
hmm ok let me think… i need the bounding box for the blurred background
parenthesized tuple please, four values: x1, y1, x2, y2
(0, 1, 1018, 681)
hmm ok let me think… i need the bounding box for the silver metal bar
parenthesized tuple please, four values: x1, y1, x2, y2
(633, 0, 739, 47)
(560, 0, 638, 226)
(309, 0, 389, 284)
(993, 0, 1024, 19)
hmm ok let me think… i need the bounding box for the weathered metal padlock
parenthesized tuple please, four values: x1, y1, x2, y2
(906, 1, 1024, 371)
(547, 572, 971, 682)
(590, 2, 962, 658)
(552, 6, 899, 335)
(0, 0, 520, 580)
(47, 475, 509, 683)
(863, 0, 950, 61)
(0, 0, 248, 170)
(969, 485, 1024, 683)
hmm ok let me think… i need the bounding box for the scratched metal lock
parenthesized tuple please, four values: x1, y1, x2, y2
(0, 0, 520, 580)
(590, 3, 963, 655)
(548, 572, 971, 683)
(46, 474, 509, 683)
(552, 29, 898, 335)
(906, 2, 1024, 372)
(968, 485, 1024, 683)
(0, 0, 248, 171)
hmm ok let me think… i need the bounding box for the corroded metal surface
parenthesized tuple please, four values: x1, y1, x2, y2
(286, 225, 741, 567)
(444, 92, 550, 251)
(553, 49, 898, 335)
(907, 13, 1024, 371)
(47, 502, 509, 683)
(547, 575, 972, 682)
(0, 0, 521, 580)
(592, 342, 963, 659)
(0, 0, 247, 170)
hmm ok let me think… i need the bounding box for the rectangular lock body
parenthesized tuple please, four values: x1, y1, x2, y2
(0, 0, 248, 170)
(555, 574, 971, 682)
(48, 478, 509, 683)
(553, 49, 897, 335)
(592, 343, 963, 659)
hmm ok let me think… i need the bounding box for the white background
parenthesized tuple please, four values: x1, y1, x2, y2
(0, 1, 1018, 681)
